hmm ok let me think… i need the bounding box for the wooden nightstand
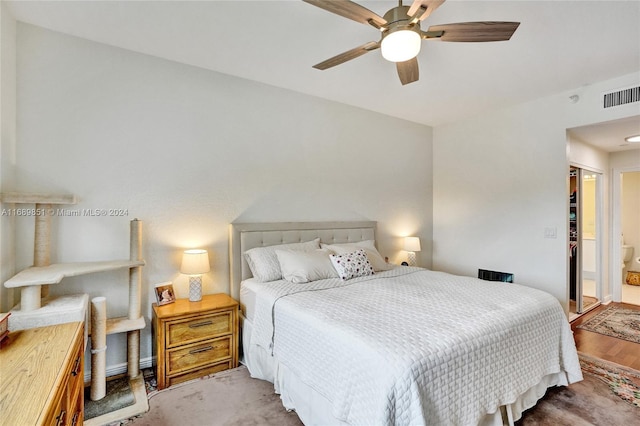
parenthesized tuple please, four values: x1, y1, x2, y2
(152, 293, 239, 390)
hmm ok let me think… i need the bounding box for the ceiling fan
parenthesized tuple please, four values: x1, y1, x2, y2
(304, 0, 520, 85)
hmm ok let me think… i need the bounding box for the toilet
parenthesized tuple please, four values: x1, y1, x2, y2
(622, 244, 634, 267)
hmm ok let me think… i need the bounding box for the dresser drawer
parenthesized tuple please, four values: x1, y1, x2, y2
(166, 336, 231, 375)
(166, 311, 232, 347)
(68, 337, 84, 426)
(44, 393, 66, 426)
(68, 342, 83, 400)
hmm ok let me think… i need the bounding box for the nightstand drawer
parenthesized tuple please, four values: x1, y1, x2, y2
(166, 361, 233, 388)
(166, 336, 231, 375)
(166, 311, 232, 347)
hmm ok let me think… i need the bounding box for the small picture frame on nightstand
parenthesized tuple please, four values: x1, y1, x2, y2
(154, 282, 176, 306)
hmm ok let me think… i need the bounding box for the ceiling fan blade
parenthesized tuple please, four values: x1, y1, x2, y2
(313, 41, 380, 70)
(303, 0, 387, 28)
(396, 57, 419, 85)
(408, 0, 446, 22)
(427, 21, 520, 42)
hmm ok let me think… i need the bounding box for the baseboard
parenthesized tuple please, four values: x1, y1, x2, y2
(84, 356, 155, 383)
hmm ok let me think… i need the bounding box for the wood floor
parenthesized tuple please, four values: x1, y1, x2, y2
(571, 302, 640, 370)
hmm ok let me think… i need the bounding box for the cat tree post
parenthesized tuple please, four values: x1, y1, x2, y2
(90, 296, 107, 401)
(127, 219, 142, 378)
(34, 203, 52, 295)
(21, 203, 53, 310)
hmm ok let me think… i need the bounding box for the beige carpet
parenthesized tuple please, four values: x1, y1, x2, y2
(125, 366, 302, 426)
(124, 357, 639, 426)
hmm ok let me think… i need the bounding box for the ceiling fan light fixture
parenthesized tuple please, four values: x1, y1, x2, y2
(381, 28, 421, 62)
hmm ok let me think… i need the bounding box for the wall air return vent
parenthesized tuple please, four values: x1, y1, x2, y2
(602, 85, 639, 109)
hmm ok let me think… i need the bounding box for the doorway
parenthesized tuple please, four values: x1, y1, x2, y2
(620, 171, 640, 305)
(569, 166, 602, 319)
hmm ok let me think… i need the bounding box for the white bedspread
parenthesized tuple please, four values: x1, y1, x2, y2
(249, 267, 582, 426)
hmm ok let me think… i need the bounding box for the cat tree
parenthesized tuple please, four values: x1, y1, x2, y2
(1, 192, 148, 424)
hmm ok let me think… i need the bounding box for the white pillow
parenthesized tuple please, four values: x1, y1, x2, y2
(321, 240, 392, 272)
(244, 238, 321, 282)
(275, 249, 338, 283)
(329, 249, 375, 280)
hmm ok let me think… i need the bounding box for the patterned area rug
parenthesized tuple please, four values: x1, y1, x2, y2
(577, 306, 640, 343)
(578, 352, 640, 408)
(517, 353, 640, 425)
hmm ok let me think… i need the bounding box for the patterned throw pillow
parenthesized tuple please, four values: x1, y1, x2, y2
(329, 249, 375, 280)
(321, 240, 392, 272)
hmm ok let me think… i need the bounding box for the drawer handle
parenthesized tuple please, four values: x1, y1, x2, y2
(71, 356, 81, 376)
(189, 345, 213, 355)
(56, 410, 67, 426)
(189, 321, 213, 328)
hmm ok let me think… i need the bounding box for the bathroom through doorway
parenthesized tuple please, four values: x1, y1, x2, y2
(620, 171, 640, 306)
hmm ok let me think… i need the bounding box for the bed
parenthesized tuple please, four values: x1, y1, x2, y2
(229, 221, 582, 426)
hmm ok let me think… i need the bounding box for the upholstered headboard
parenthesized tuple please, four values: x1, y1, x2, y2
(229, 221, 376, 301)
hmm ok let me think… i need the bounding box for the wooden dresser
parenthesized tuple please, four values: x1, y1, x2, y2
(153, 293, 239, 389)
(0, 321, 85, 425)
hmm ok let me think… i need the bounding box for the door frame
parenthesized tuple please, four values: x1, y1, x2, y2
(611, 165, 640, 302)
(569, 163, 604, 312)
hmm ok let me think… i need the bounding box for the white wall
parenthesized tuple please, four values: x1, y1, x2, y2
(433, 73, 640, 311)
(611, 150, 640, 170)
(0, 2, 17, 313)
(12, 24, 433, 372)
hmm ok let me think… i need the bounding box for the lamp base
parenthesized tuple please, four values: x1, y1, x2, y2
(189, 276, 202, 302)
(407, 252, 417, 267)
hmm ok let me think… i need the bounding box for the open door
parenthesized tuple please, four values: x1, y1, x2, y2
(569, 167, 601, 318)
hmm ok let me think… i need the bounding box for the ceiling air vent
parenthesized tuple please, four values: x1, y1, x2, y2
(602, 85, 639, 109)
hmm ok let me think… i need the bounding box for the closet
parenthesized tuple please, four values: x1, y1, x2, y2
(569, 167, 601, 318)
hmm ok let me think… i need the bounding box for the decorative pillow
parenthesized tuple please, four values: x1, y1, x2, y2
(329, 249, 375, 281)
(321, 240, 392, 272)
(275, 249, 338, 283)
(244, 238, 320, 282)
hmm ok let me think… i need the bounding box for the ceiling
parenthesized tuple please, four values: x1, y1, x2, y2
(569, 116, 640, 153)
(5, 0, 640, 152)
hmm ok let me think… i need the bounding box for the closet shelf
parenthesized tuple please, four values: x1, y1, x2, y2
(4, 260, 145, 288)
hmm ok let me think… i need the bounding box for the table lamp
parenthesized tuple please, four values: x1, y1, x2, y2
(180, 249, 210, 302)
(404, 237, 421, 267)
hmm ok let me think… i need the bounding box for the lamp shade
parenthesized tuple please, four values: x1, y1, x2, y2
(404, 237, 421, 252)
(180, 249, 210, 275)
